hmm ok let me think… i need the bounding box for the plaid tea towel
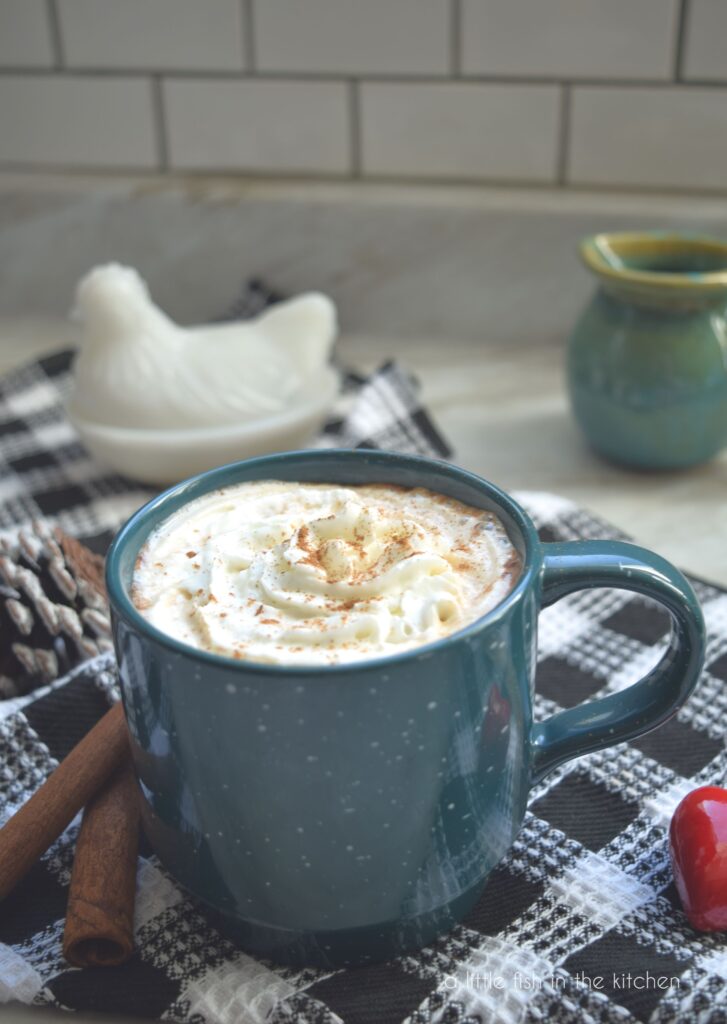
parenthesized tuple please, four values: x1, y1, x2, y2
(2, 500, 726, 1024)
(1, 284, 726, 1024)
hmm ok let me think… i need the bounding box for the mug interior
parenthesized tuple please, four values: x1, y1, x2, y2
(105, 448, 537, 674)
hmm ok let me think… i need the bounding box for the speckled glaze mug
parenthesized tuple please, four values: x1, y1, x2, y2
(106, 450, 705, 967)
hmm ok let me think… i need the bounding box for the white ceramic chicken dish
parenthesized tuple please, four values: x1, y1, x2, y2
(66, 264, 340, 484)
(71, 264, 337, 430)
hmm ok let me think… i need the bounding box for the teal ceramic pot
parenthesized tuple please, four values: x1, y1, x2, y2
(568, 232, 727, 469)
(106, 450, 705, 967)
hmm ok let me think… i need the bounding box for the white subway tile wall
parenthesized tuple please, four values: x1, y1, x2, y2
(0, 0, 54, 68)
(569, 86, 727, 191)
(0, 0, 724, 190)
(164, 79, 349, 173)
(682, 0, 727, 82)
(57, 0, 246, 72)
(0, 75, 157, 168)
(254, 0, 450, 76)
(361, 83, 560, 181)
(460, 0, 679, 80)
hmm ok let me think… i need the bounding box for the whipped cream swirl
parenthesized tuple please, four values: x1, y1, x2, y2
(133, 482, 520, 665)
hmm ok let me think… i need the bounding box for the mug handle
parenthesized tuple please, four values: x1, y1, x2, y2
(530, 540, 705, 785)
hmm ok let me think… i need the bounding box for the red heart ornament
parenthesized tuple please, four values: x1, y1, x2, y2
(670, 786, 727, 932)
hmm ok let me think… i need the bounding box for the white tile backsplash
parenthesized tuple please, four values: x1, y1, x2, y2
(164, 79, 350, 174)
(254, 0, 450, 76)
(683, 0, 727, 81)
(461, 0, 679, 80)
(0, 0, 725, 192)
(57, 0, 245, 71)
(0, 0, 54, 68)
(361, 83, 560, 182)
(0, 75, 157, 169)
(569, 86, 727, 191)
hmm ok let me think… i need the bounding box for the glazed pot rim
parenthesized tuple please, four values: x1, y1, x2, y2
(105, 448, 539, 678)
(580, 231, 727, 294)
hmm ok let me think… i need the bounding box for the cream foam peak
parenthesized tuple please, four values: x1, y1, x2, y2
(132, 481, 520, 665)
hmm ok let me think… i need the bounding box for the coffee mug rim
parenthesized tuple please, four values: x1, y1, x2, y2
(105, 449, 539, 677)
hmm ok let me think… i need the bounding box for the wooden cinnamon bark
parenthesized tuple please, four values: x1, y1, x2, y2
(63, 759, 139, 967)
(0, 701, 128, 902)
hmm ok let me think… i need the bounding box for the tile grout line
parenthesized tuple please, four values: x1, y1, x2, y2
(45, 0, 64, 69)
(151, 76, 169, 172)
(674, 0, 690, 81)
(242, 0, 256, 73)
(4, 164, 727, 198)
(1, 69, 727, 89)
(348, 80, 362, 179)
(556, 84, 571, 187)
(450, 0, 462, 76)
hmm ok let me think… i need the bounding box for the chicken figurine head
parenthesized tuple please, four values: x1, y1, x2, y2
(71, 263, 338, 431)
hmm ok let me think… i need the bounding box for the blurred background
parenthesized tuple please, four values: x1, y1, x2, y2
(0, 0, 726, 190)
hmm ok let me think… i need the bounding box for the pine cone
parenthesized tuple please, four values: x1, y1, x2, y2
(0, 522, 111, 699)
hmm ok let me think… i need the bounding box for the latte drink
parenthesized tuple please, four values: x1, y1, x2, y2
(132, 481, 520, 665)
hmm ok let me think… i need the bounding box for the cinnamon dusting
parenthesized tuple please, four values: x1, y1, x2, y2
(132, 480, 521, 663)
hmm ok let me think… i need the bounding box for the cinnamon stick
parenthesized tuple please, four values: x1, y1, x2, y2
(0, 701, 128, 902)
(63, 759, 139, 967)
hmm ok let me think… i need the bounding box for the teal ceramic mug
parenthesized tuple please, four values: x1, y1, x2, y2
(106, 450, 705, 967)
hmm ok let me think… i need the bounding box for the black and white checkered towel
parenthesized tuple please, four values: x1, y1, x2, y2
(1, 287, 726, 1023)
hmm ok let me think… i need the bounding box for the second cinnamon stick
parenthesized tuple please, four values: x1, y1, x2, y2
(63, 759, 140, 967)
(0, 702, 128, 903)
